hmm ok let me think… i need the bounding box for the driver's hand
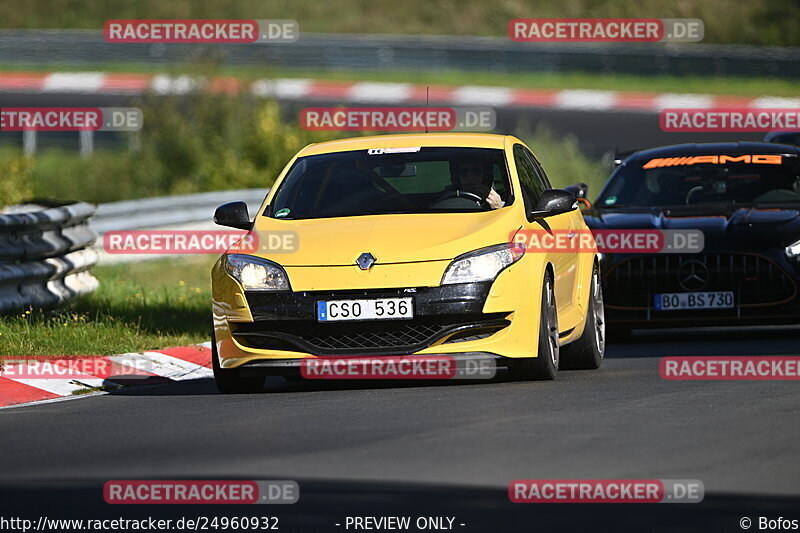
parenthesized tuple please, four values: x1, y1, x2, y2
(486, 188, 503, 209)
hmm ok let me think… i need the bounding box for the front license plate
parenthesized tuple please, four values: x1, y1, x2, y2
(654, 291, 734, 311)
(317, 297, 414, 322)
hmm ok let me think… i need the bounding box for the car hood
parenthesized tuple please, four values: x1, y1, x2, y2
(248, 209, 522, 266)
(585, 205, 800, 249)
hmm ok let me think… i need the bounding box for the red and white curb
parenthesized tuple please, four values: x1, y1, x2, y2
(0, 342, 212, 409)
(1, 71, 797, 113)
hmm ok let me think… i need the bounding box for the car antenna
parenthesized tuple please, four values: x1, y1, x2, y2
(425, 86, 430, 133)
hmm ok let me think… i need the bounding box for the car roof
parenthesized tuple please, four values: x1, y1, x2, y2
(626, 141, 800, 163)
(297, 133, 516, 156)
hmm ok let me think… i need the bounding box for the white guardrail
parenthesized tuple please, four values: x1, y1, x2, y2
(90, 189, 268, 234)
(90, 189, 268, 264)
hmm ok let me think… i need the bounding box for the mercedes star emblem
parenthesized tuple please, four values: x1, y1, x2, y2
(677, 259, 710, 291)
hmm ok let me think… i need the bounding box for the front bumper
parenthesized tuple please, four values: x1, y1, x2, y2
(234, 283, 510, 356)
(235, 351, 507, 377)
(212, 259, 543, 369)
(601, 251, 800, 328)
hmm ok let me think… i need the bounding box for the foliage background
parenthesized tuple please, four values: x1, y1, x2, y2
(1, 0, 798, 46)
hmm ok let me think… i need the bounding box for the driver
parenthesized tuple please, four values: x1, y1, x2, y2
(451, 158, 504, 209)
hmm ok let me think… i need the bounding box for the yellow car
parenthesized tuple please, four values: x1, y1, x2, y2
(210, 133, 604, 393)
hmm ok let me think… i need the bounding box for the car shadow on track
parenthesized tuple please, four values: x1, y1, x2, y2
(106, 325, 800, 397)
(104, 367, 583, 397)
(606, 325, 800, 359)
(3, 478, 799, 532)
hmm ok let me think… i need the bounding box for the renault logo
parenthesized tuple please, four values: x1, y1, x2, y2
(677, 260, 709, 291)
(356, 252, 376, 270)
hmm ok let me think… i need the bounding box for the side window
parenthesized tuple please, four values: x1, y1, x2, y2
(513, 144, 544, 213)
(526, 149, 553, 190)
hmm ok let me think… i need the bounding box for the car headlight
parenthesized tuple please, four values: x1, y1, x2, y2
(786, 239, 800, 260)
(224, 254, 290, 291)
(441, 243, 526, 285)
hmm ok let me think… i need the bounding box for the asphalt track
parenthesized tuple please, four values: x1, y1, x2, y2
(2, 326, 799, 532)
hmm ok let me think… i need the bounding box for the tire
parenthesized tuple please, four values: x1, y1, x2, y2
(560, 265, 605, 370)
(508, 272, 559, 381)
(211, 332, 265, 394)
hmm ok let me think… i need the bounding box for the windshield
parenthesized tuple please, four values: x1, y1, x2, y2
(767, 132, 800, 146)
(598, 153, 800, 208)
(266, 147, 513, 219)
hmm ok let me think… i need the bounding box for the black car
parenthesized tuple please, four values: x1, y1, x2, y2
(765, 131, 800, 146)
(584, 142, 800, 336)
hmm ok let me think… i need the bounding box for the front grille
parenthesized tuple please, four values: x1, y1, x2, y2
(233, 314, 509, 356)
(604, 253, 796, 309)
(310, 321, 446, 350)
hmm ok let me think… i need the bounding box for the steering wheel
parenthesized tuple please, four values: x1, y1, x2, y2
(431, 190, 489, 209)
(685, 186, 704, 204)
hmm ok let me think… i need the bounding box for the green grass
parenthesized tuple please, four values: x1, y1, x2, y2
(3, 62, 798, 98)
(1, 0, 798, 46)
(0, 256, 215, 357)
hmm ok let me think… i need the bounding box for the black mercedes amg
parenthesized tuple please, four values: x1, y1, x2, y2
(584, 142, 800, 335)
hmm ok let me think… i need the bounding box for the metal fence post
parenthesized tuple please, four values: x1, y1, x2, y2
(79, 130, 94, 159)
(22, 130, 37, 156)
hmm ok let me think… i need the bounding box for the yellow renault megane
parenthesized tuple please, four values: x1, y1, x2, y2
(210, 133, 604, 392)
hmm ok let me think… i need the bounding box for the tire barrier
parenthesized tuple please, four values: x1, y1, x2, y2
(0, 202, 98, 313)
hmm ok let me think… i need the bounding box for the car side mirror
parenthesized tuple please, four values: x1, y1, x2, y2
(214, 201, 251, 230)
(563, 182, 589, 199)
(531, 189, 578, 219)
